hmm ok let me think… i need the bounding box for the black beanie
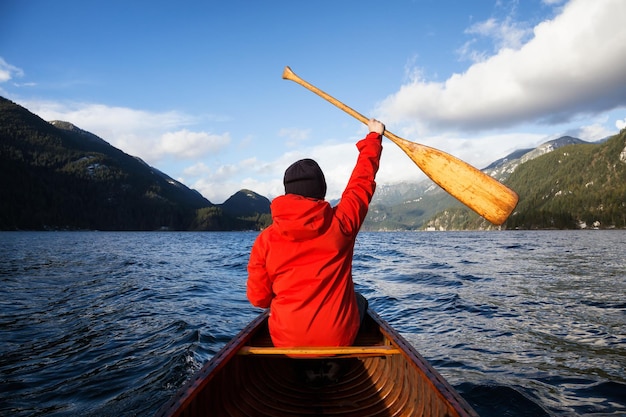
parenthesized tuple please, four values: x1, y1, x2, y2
(283, 158, 327, 200)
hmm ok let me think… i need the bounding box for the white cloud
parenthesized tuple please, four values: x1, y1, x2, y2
(571, 123, 617, 141)
(461, 16, 532, 61)
(616, 117, 626, 130)
(378, 0, 626, 132)
(158, 130, 230, 159)
(16, 99, 230, 163)
(183, 162, 212, 177)
(0, 57, 23, 83)
(22, 99, 192, 131)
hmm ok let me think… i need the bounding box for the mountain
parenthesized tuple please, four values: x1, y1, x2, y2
(364, 182, 448, 230)
(4, 95, 623, 231)
(482, 136, 588, 181)
(422, 132, 626, 230)
(220, 189, 272, 229)
(363, 134, 626, 230)
(503, 131, 626, 229)
(222, 189, 270, 217)
(0, 97, 269, 231)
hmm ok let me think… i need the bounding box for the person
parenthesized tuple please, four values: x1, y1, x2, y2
(246, 118, 385, 347)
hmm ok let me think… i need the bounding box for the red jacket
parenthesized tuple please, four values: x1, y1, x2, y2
(247, 132, 382, 347)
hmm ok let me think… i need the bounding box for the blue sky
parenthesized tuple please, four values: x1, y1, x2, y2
(2, 0, 626, 203)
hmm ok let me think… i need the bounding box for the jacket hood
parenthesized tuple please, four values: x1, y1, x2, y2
(271, 194, 332, 241)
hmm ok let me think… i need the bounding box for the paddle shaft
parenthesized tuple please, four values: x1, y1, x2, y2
(282, 66, 518, 225)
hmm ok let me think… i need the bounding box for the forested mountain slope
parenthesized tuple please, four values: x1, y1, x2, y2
(0, 97, 268, 230)
(425, 130, 626, 230)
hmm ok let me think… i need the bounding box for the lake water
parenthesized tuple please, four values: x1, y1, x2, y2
(1, 230, 624, 416)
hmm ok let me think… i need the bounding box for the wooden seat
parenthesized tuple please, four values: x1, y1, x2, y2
(238, 345, 402, 357)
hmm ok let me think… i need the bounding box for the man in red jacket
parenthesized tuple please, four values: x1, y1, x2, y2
(247, 118, 385, 347)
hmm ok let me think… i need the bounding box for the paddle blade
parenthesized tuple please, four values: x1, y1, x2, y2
(386, 131, 518, 225)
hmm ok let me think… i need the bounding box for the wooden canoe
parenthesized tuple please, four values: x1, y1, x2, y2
(156, 309, 479, 417)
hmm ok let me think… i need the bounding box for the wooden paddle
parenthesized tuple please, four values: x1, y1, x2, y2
(282, 66, 518, 225)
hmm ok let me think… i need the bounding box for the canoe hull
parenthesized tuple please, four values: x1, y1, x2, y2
(156, 310, 478, 417)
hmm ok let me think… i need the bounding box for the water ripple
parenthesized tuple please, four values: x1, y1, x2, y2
(1, 230, 625, 416)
